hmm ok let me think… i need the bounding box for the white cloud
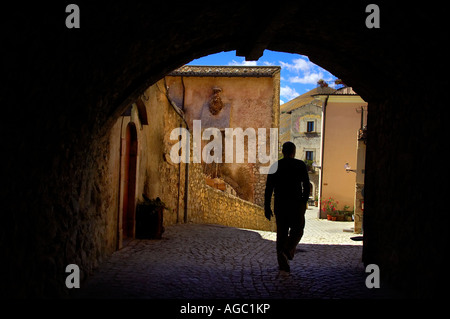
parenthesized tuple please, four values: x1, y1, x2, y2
(279, 55, 335, 87)
(227, 59, 276, 67)
(279, 57, 316, 73)
(280, 85, 299, 101)
(228, 59, 258, 66)
(289, 72, 325, 85)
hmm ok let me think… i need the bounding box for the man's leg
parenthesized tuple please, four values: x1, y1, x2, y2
(275, 216, 290, 271)
(286, 208, 306, 260)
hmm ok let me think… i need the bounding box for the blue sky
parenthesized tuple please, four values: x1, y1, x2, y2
(188, 50, 338, 104)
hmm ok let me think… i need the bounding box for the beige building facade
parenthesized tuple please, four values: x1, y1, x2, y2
(315, 87, 368, 225)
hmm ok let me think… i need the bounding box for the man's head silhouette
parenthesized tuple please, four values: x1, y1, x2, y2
(282, 141, 296, 158)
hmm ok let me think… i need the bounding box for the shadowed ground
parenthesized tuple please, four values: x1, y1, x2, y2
(74, 208, 399, 299)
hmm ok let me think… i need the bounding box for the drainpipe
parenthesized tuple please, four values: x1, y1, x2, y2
(318, 95, 329, 219)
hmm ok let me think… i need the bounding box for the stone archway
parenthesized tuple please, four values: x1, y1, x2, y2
(3, 2, 445, 298)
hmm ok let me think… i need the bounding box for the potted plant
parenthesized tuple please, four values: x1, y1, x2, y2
(321, 197, 339, 220)
(136, 195, 168, 239)
(340, 205, 353, 221)
(345, 211, 354, 221)
(314, 196, 318, 207)
(336, 211, 345, 221)
(330, 211, 338, 221)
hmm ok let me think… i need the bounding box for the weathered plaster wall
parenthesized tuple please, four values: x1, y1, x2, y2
(139, 82, 189, 227)
(166, 76, 276, 131)
(106, 85, 183, 248)
(165, 72, 279, 206)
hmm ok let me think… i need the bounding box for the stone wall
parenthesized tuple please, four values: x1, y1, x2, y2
(198, 170, 276, 232)
(252, 164, 269, 207)
(363, 95, 444, 298)
(186, 157, 206, 224)
(186, 141, 275, 231)
(353, 183, 364, 234)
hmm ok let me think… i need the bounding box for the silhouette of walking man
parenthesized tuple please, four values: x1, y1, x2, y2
(264, 141, 310, 272)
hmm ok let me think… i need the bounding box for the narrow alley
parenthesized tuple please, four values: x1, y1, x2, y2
(73, 207, 396, 300)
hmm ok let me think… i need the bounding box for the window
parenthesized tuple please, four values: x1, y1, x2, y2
(306, 151, 313, 161)
(307, 121, 314, 132)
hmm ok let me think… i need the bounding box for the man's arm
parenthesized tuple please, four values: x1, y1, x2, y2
(300, 162, 310, 203)
(264, 171, 275, 220)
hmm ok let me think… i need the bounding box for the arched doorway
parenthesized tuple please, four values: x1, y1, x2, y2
(121, 122, 138, 244)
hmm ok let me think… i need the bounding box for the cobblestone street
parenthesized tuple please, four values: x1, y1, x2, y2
(74, 207, 396, 299)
